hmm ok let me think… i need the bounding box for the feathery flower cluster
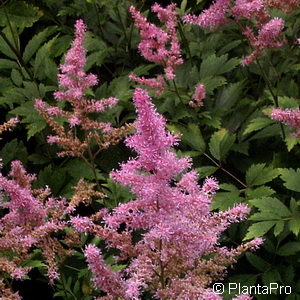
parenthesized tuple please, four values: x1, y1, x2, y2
(184, 0, 287, 65)
(0, 117, 19, 138)
(129, 3, 183, 93)
(264, 0, 300, 13)
(35, 19, 133, 157)
(241, 17, 284, 65)
(271, 108, 300, 137)
(0, 161, 84, 297)
(183, 0, 230, 29)
(73, 88, 263, 299)
(189, 83, 206, 107)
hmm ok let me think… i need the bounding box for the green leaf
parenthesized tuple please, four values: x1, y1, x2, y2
(246, 252, 269, 272)
(243, 117, 274, 135)
(215, 81, 244, 111)
(285, 135, 300, 152)
(249, 197, 291, 219)
(262, 269, 282, 286)
(35, 165, 67, 195)
(10, 100, 47, 139)
(201, 76, 227, 93)
(180, 123, 206, 153)
(280, 168, 300, 192)
(0, 139, 28, 166)
(209, 128, 235, 161)
(246, 164, 280, 186)
(244, 221, 276, 240)
(273, 220, 285, 236)
(23, 26, 57, 63)
(289, 218, 300, 236)
(22, 260, 47, 268)
(34, 36, 58, 79)
(200, 54, 239, 78)
(277, 242, 300, 256)
(0, 59, 18, 69)
(0, 1, 43, 28)
(65, 159, 102, 180)
(248, 124, 281, 141)
(180, 0, 187, 12)
(246, 186, 275, 199)
(212, 190, 243, 210)
(11, 69, 23, 86)
(196, 166, 218, 179)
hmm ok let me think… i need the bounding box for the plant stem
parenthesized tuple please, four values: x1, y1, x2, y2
(203, 152, 247, 188)
(172, 79, 184, 104)
(177, 21, 194, 66)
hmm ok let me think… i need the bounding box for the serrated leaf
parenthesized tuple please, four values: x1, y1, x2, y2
(23, 26, 57, 63)
(246, 186, 275, 199)
(244, 117, 274, 135)
(280, 168, 300, 192)
(201, 76, 227, 93)
(200, 54, 239, 78)
(246, 163, 280, 186)
(248, 124, 281, 141)
(181, 123, 206, 153)
(209, 128, 235, 161)
(35, 165, 66, 195)
(11, 69, 23, 87)
(196, 166, 218, 179)
(289, 218, 300, 236)
(277, 242, 300, 256)
(10, 100, 47, 139)
(0, 59, 18, 69)
(285, 135, 300, 152)
(244, 221, 276, 240)
(212, 190, 243, 210)
(0, 2, 42, 28)
(0, 139, 28, 165)
(250, 197, 291, 218)
(34, 36, 58, 79)
(215, 81, 244, 111)
(22, 260, 47, 268)
(273, 220, 285, 236)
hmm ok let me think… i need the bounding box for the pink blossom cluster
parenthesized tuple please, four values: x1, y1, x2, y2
(189, 83, 206, 107)
(129, 3, 183, 94)
(0, 160, 76, 287)
(48, 19, 118, 126)
(35, 20, 124, 157)
(183, 0, 230, 29)
(271, 108, 300, 137)
(72, 88, 263, 299)
(184, 0, 287, 65)
(241, 17, 284, 65)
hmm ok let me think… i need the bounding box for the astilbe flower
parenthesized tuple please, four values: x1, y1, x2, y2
(35, 19, 133, 157)
(183, 0, 230, 29)
(264, 0, 300, 13)
(129, 3, 183, 94)
(0, 160, 85, 297)
(189, 83, 206, 107)
(271, 108, 300, 137)
(0, 117, 19, 138)
(184, 0, 287, 65)
(74, 88, 263, 299)
(241, 17, 284, 65)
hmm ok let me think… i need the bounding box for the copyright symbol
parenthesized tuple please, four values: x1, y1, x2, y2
(213, 283, 224, 294)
